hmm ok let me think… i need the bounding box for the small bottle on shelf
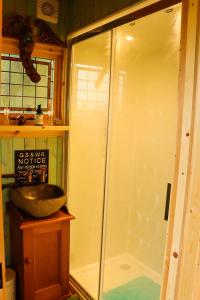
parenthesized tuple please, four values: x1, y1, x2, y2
(48, 110, 54, 125)
(35, 104, 43, 126)
(4, 108, 10, 125)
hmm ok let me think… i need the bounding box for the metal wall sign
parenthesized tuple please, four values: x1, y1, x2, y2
(15, 150, 49, 184)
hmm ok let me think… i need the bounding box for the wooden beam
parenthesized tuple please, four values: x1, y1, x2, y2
(0, 126, 70, 138)
(173, 0, 200, 298)
(0, 0, 7, 298)
(2, 37, 64, 58)
(161, 0, 200, 299)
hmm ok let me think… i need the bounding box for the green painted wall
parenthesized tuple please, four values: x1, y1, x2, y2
(3, 0, 69, 41)
(3, 0, 145, 35)
(0, 137, 63, 265)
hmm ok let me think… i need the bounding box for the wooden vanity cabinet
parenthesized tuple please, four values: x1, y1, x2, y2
(8, 203, 74, 300)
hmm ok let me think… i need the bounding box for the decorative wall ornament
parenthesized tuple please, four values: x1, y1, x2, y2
(19, 17, 41, 83)
(2, 15, 64, 83)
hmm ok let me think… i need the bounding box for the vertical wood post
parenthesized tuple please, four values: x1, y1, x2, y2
(174, 0, 200, 298)
(162, 0, 200, 299)
(0, 0, 7, 299)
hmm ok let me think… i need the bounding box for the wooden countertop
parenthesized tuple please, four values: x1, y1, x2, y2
(7, 201, 74, 229)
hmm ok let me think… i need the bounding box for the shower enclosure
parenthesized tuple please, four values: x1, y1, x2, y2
(67, 3, 182, 299)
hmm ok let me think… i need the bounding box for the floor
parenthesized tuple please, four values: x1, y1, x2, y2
(70, 254, 162, 299)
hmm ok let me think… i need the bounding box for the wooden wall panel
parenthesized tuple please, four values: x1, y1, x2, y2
(68, 0, 140, 32)
(2, 0, 15, 17)
(47, 137, 58, 184)
(26, 0, 35, 18)
(2, 0, 69, 41)
(24, 138, 36, 150)
(56, 137, 63, 187)
(3, 0, 34, 17)
(2, 0, 143, 38)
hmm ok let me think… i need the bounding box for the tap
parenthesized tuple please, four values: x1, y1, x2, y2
(40, 169, 46, 183)
(27, 170, 33, 183)
(1, 172, 35, 189)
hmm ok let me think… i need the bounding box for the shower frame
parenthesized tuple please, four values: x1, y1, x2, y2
(66, 0, 200, 299)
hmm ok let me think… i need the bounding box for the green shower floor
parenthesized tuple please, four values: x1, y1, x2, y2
(103, 276, 160, 300)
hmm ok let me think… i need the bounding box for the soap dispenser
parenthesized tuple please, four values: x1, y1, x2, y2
(35, 104, 43, 126)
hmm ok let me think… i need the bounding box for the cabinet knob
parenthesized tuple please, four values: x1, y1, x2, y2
(25, 258, 32, 264)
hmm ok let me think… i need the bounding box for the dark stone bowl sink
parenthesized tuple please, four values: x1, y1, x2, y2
(11, 184, 66, 217)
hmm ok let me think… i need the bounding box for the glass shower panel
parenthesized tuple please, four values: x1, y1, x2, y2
(102, 5, 181, 300)
(68, 32, 111, 299)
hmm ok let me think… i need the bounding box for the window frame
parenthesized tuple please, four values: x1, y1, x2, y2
(1, 37, 65, 120)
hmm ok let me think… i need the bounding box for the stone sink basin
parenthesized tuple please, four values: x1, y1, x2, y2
(11, 184, 66, 218)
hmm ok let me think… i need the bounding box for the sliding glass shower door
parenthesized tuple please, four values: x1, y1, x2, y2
(68, 3, 182, 300)
(68, 32, 111, 299)
(101, 4, 181, 300)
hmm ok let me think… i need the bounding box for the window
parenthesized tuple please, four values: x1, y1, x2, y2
(0, 37, 64, 124)
(1, 54, 54, 114)
(75, 64, 109, 112)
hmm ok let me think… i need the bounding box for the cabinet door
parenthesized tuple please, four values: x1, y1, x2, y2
(24, 221, 69, 300)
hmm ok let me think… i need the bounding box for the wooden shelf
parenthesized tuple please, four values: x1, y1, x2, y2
(0, 125, 70, 138)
